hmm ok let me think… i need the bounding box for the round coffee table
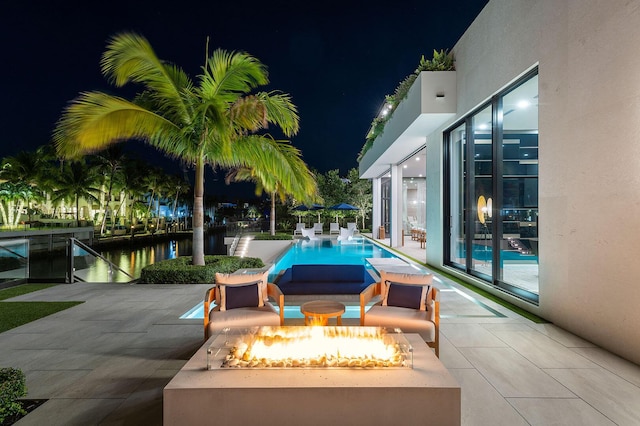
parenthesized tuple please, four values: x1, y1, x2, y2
(300, 300, 346, 326)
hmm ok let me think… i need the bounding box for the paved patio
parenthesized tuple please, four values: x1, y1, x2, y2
(2, 238, 640, 425)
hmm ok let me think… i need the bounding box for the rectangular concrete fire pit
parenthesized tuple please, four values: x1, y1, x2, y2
(164, 327, 461, 425)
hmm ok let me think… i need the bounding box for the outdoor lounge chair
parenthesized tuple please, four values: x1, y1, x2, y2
(329, 222, 340, 235)
(336, 227, 354, 242)
(313, 222, 323, 234)
(204, 271, 285, 339)
(301, 227, 318, 240)
(294, 223, 305, 235)
(347, 222, 359, 234)
(359, 270, 439, 357)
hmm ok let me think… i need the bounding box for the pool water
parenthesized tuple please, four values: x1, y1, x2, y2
(181, 238, 399, 320)
(268, 238, 398, 281)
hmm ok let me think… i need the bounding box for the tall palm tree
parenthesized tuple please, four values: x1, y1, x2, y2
(0, 148, 53, 217)
(53, 32, 301, 265)
(51, 161, 102, 223)
(94, 146, 126, 235)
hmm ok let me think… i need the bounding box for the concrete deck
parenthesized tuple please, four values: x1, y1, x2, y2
(2, 237, 640, 425)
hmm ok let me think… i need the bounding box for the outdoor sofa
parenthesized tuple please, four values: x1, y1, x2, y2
(274, 264, 375, 295)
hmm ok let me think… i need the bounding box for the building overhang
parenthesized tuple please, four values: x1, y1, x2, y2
(359, 71, 457, 179)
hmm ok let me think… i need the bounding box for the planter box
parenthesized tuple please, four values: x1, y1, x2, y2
(360, 71, 457, 179)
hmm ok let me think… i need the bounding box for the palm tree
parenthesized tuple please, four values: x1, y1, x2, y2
(142, 166, 166, 231)
(53, 32, 301, 265)
(225, 137, 318, 235)
(0, 148, 53, 218)
(94, 146, 126, 235)
(51, 161, 102, 224)
(118, 159, 149, 229)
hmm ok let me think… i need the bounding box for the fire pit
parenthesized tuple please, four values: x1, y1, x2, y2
(207, 326, 412, 369)
(165, 330, 461, 425)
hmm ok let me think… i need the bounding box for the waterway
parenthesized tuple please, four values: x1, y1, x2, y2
(29, 232, 227, 282)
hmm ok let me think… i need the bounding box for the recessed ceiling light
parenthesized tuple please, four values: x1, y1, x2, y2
(415, 157, 420, 161)
(418, 174, 423, 177)
(403, 164, 408, 168)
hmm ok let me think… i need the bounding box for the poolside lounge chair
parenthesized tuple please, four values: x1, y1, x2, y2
(359, 270, 440, 357)
(313, 222, 323, 234)
(294, 223, 305, 235)
(301, 228, 318, 240)
(347, 222, 359, 234)
(329, 222, 340, 235)
(204, 271, 284, 339)
(336, 227, 354, 242)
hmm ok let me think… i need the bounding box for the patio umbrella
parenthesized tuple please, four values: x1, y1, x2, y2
(328, 203, 359, 223)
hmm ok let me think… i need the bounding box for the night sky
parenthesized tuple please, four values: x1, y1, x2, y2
(1, 0, 488, 199)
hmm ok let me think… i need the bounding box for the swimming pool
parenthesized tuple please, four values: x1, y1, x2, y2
(267, 238, 399, 281)
(181, 238, 400, 320)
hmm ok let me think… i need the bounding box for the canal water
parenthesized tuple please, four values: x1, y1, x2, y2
(29, 232, 226, 282)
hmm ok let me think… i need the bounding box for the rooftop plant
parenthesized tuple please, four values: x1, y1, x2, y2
(358, 49, 455, 161)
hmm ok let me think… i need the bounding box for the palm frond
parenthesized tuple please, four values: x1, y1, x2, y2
(53, 92, 188, 160)
(257, 91, 300, 137)
(198, 49, 268, 103)
(101, 32, 193, 122)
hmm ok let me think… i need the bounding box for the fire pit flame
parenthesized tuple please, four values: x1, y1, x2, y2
(211, 326, 412, 369)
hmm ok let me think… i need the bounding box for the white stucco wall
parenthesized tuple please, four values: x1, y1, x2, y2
(429, 0, 640, 364)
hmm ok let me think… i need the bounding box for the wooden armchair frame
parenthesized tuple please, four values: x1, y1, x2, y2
(360, 282, 440, 357)
(204, 282, 285, 340)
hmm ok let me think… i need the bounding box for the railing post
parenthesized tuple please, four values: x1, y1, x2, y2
(66, 238, 74, 283)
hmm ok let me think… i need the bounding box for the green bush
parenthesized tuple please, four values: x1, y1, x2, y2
(0, 368, 27, 424)
(252, 233, 293, 241)
(139, 255, 264, 284)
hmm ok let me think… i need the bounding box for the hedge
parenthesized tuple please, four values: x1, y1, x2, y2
(252, 233, 293, 240)
(139, 255, 264, 284)
(0, 368, 27, 424)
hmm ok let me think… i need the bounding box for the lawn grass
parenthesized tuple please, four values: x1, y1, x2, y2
(0, 284, 59, 301)
(0, 302, 84, 333)
(0, 284, 84, 333)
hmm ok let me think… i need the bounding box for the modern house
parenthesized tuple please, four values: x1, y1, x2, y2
(359, 0, 640, 365)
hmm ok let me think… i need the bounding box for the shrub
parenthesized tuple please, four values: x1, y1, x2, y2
(139, 255, 264, 284)
(252, 233, 293, 241)
(0, 368, 27, 424)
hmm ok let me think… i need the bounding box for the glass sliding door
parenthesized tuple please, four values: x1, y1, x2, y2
(499, 75, 539, 295)
(447, 123, 466, 269)
(471, 105, 493, 278)
(381, 176, 391, 236)
(444, 69, 539, 303)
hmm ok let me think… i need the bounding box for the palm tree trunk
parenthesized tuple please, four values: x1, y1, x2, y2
(192, 157, 205, 266)
(0, 203, 8, 226)
(270, 192, 276, 236)
(100, 179, 115, 236)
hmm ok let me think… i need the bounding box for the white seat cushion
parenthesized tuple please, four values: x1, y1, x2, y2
(207, 302, 280, 335)
(363, 302, 436, 342)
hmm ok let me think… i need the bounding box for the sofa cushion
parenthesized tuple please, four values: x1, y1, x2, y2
(363, 303, 436, 342)
(221, 282, 261, 311)
(215, 271, 269, 305)
(385, 282, 426, 310)
(207, 302, 280, 335)
(291, 264, 364, 283)
(380, 270, 433, 310)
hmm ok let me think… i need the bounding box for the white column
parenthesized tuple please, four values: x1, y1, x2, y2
(372, 178, 381, 237)
(391, 164, 403, 247)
